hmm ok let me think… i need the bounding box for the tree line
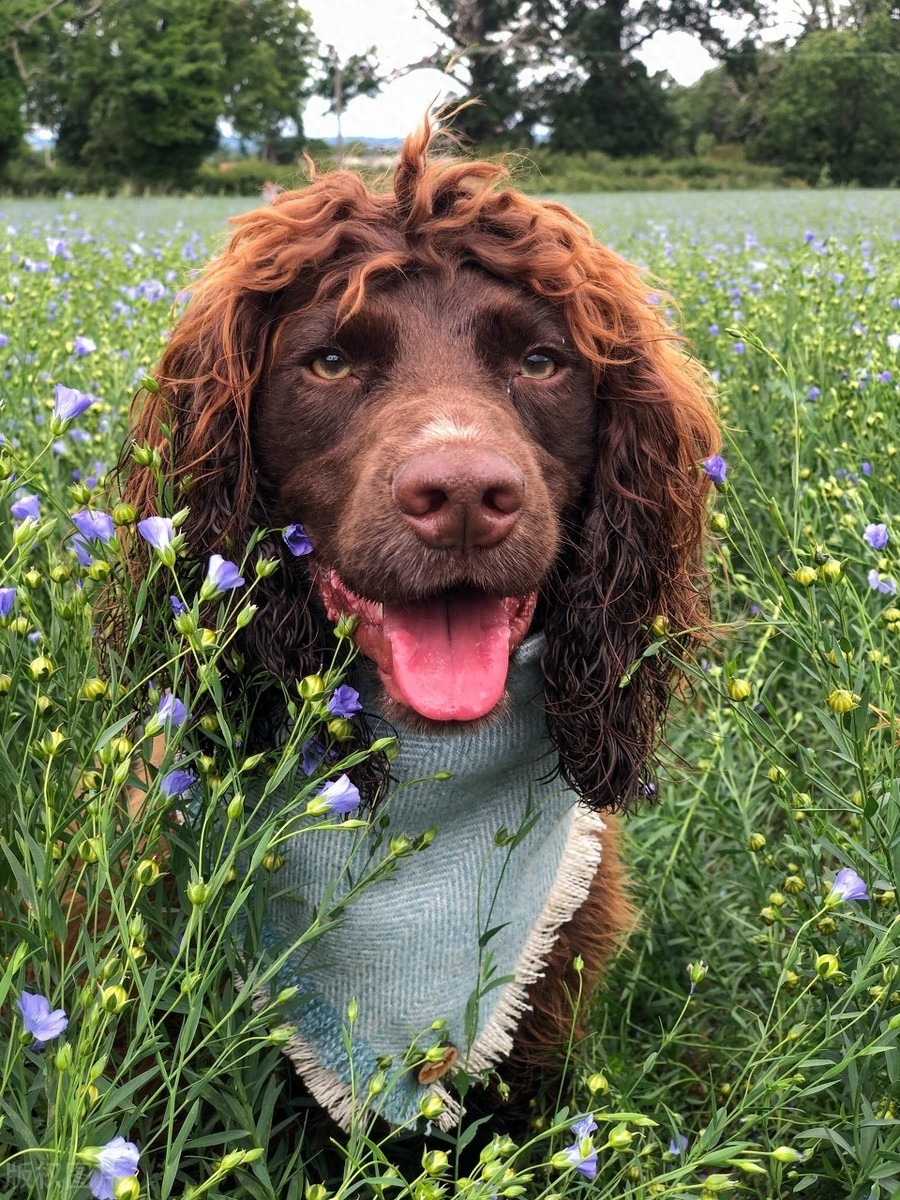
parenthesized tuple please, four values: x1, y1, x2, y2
(1, 0, 898, 189)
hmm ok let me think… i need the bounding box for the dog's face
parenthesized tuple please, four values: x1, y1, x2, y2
(252, 268, 597, 725)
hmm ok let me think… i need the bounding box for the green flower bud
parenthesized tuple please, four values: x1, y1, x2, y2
(783, 874, 805, 895)
(262, 851, 284, 872)
(747, 832, 766, 851)
(419, 1092, 445, 1120)
(815, 953, 840, 979)
(727, 677, 751, 701)
(235, 603, 258, 628)
(827, 688, 859, 713)
(709, 511, 728, 533)
(80, 836, 101, 864)
(650, 614, 670, 637)
(113, 1177, 140, 1200)
(226, 794, 244, 821)
(327, 717, 353, 741)
(268, 1024, 294, 1045)
(187, 879, 210, 907)
(793, 565, 818, 587)
(29, 655, 54, 681)
(113, 503, 137, 525)
(55, 1041, 73, 1071)
(79, 677, 108, 701)
(820, 557, 843, 582)
(100, 985, 129, 1013)
(298, 674, 325, 700)
(334, 613, 359, 639)
(607, 1123, 634, 1152)
(174, 610, 198, 635)
(135, 859, 161, 888)
(422, 1150, 450, 1176)
(771, 1146, 804, 1164)
(688, 960, 708, 985)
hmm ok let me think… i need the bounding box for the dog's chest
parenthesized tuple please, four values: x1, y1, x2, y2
(256, 636, 605, 1130)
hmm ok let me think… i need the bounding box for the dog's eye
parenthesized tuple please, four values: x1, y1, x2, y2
(520, 352, 557, 379)
(310, 353, 351, 380)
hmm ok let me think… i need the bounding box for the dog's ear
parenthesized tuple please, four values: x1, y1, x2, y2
(118, 272, 325, 686)
(542, 329, 717, 812)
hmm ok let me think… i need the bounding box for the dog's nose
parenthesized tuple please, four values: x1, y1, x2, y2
(392, 447, 525, 550)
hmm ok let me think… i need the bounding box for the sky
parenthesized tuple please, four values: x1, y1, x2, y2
(301, 0, 804, 140)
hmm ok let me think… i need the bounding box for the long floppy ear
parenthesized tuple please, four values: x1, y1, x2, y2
(542, 328, 717, 812)
(118, 276, 326, 688)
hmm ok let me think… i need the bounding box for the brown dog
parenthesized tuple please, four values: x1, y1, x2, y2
(118, 123, 717, 1130)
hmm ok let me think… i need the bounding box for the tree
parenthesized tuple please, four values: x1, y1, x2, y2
(312, 44, 382, 160)
(221, 0, 315, 161)
(414, 0, 772, 148)
(755, 9, 900, 183)
(29, 0, 315, 186)
(0, 0, 85, 173)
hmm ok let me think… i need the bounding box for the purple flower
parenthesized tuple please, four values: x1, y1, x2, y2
(160, 768, 197, 798)
(315, 774, 361, 815)
(157, 692, 187, 728)
(201, 554, 244, 599)
(668, 1133, 689, 1156)
(71, 536, 94, 567)
(0, 587, 16, 617)
(17, 992, 68, 1048)
(137, 515, 174, 550)
(564, 1116, 599, 1181)
(829, 867, 869, 904)
(868, 569, 897, 595)
(708, 324, 719, 336)
(570, 1115, 598, 1139)
(878, 370, 892, 384)
(733, 341, 745, 355)
(73, 335, 97, 356)
(807, 386, 821, 400)
(301, 737, 324, 776)
(328, 684, 361, 719)
(283, 523, 313, 556)
(170, 595, 187, 617)
(53, 384, 95, 422)
(11, 493, 40, 522)
(702, 455, 728, 486)
(88, 1136, 141, 1199)
(72, 509, 115, 544)
(864, 523, 889, 551)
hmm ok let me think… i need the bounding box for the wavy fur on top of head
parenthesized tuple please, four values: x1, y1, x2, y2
(119, 118, 719, 811)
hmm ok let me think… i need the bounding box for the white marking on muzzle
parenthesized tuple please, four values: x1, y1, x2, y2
(417, 417, 483, 445)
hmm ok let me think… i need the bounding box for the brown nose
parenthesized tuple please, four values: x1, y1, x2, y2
(392, 447, 525, 550)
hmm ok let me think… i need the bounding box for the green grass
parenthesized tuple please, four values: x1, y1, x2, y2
(0, 189, 898, 1199)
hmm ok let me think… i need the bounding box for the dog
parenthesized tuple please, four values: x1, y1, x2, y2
(118, 123, 718, 1132)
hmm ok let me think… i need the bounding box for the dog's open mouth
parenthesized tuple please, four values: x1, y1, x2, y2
(314, 567, 537, 722)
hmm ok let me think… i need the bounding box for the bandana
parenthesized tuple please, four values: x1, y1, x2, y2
(255, 633, 605, 1130)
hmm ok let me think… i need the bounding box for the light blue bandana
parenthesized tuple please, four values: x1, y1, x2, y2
(256, 634, 605, 1130)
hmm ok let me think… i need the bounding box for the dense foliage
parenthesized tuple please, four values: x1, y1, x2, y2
(2, 0, 899, 189)
(0, 184, 898, 1197)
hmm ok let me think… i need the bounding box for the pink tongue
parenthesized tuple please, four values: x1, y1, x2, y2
(383, 593, 513, 721)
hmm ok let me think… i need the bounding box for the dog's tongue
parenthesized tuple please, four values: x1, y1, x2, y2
(383, 592, 513, 721)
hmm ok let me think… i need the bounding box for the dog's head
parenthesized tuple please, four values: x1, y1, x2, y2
(121, 124, 719, 810)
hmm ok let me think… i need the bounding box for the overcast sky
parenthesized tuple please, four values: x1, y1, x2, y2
(301, 0, 804, 139)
